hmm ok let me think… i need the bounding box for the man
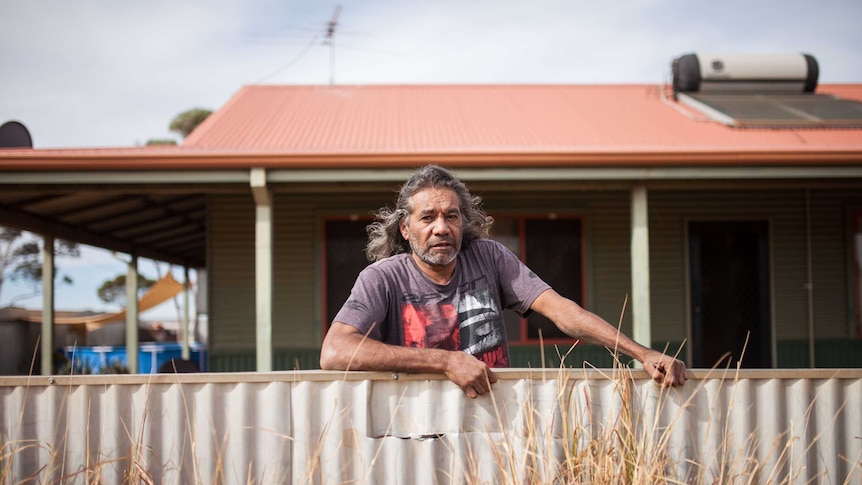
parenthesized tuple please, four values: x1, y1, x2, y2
(321, 165, 688, 398)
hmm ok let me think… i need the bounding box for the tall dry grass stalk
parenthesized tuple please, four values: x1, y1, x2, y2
(409, 358, 848, 484)
(2, 358, 859, 483)
(333, 300, 852, 485)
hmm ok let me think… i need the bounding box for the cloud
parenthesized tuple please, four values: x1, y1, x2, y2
(1, 0, 860, 148)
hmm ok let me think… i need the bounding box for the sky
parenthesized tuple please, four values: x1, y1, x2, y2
(1, 0, 861, 316)
(2, 0, 861, 149)
(1, 238, 197, 323)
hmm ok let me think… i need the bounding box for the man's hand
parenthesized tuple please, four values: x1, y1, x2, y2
(642, 351, 689, 387)
(443, 351, 498, 399)
(322, 322, 499, 398)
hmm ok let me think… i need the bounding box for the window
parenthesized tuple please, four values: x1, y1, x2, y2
(490, 215, 584, 343)
(853, 211, 862, 339)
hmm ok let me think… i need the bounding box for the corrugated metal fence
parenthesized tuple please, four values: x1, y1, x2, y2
(1, 369, 860, 484)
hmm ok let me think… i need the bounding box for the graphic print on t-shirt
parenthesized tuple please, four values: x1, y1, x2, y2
(400, 284, 508, 367)
(457, 287, 508, 367)
(401, 302, 460, 350)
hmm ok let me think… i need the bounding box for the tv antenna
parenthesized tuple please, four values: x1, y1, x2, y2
(324, 5, 342, 85)
(251, 5, 393, 85)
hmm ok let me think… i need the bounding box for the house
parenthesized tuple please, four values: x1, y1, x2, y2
(0, 307, 180, 374)
(2, 53, 861, 374)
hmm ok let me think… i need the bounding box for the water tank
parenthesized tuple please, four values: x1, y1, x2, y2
(672, 53, 818, 95)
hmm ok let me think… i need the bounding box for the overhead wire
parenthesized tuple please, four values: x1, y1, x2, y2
(254, 32, 322, 84)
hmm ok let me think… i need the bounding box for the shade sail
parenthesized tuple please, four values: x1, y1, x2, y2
(26, 273, 187, 327)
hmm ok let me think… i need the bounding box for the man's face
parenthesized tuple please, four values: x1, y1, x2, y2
(400, 187, 463, 267)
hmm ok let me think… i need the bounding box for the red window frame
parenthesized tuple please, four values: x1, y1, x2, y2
(852, 210, 862, 339)
(489, 214, 586, 345)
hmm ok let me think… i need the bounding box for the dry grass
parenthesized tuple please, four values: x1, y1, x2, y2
(1, 359, 860, 484)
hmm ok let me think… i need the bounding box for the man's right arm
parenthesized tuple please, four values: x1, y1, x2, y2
(320, 322, 497, 398)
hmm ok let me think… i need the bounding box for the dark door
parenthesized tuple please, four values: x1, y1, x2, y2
(689, 221, 771, 368)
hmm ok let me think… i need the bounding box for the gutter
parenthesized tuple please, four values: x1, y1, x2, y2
(4, 166, 862, 186)
(0, 149, 861, 171)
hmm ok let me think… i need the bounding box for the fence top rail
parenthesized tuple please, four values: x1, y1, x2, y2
(1, 367, 860, 387)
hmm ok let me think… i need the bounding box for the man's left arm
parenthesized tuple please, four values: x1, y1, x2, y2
(529, 289, 689, 387)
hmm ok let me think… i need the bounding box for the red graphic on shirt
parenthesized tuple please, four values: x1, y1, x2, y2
(401, 300, 509, 368)
(474, 346, 509, 367)
(402, 303, 460, 351)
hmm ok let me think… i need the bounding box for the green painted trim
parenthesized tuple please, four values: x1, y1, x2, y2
(207, 339, 862, 373)
(777, 339, 862, 368)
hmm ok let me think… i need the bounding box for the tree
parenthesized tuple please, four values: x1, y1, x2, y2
(169, 108, 212, 139)
(0, 227, 80, 306)
(97, 274, 156, 307)
(145, 138, 178, 146)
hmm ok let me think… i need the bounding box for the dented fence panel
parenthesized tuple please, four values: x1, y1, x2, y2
(1, 369, 860, 484)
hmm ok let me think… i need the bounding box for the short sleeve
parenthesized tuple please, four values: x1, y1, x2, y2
(489, 240, 550, 316)
(331, 265, 391, 341)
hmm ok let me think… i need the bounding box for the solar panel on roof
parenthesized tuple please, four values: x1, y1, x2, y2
(679, 93, 862, 128)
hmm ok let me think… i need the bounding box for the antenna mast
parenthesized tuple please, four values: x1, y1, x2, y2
(325, 5, 342, 85)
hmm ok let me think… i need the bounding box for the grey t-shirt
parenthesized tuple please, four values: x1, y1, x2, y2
(333, 238, 550, 367)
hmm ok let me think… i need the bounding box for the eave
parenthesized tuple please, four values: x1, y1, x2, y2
(0, 147, 860, 172)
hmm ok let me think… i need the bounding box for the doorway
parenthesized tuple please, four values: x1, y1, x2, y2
(689, 221, 772, 368)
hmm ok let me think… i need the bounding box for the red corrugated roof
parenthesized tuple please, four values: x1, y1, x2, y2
(186, 84, 862, 152)
(1, 84, 861, 171)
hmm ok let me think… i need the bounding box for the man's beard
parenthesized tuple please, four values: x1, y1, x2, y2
(410, 236, 461, 266)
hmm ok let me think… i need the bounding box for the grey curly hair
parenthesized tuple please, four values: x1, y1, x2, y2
(365, 165, 493, 262)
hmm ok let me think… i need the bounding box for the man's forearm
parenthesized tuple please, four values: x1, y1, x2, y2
(321, 329, 450, 374)
(320, 322, 498, 397)
(532, 289, 651, 363)
(566, 307, 653, 363)
(530, 290, 688, 386)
